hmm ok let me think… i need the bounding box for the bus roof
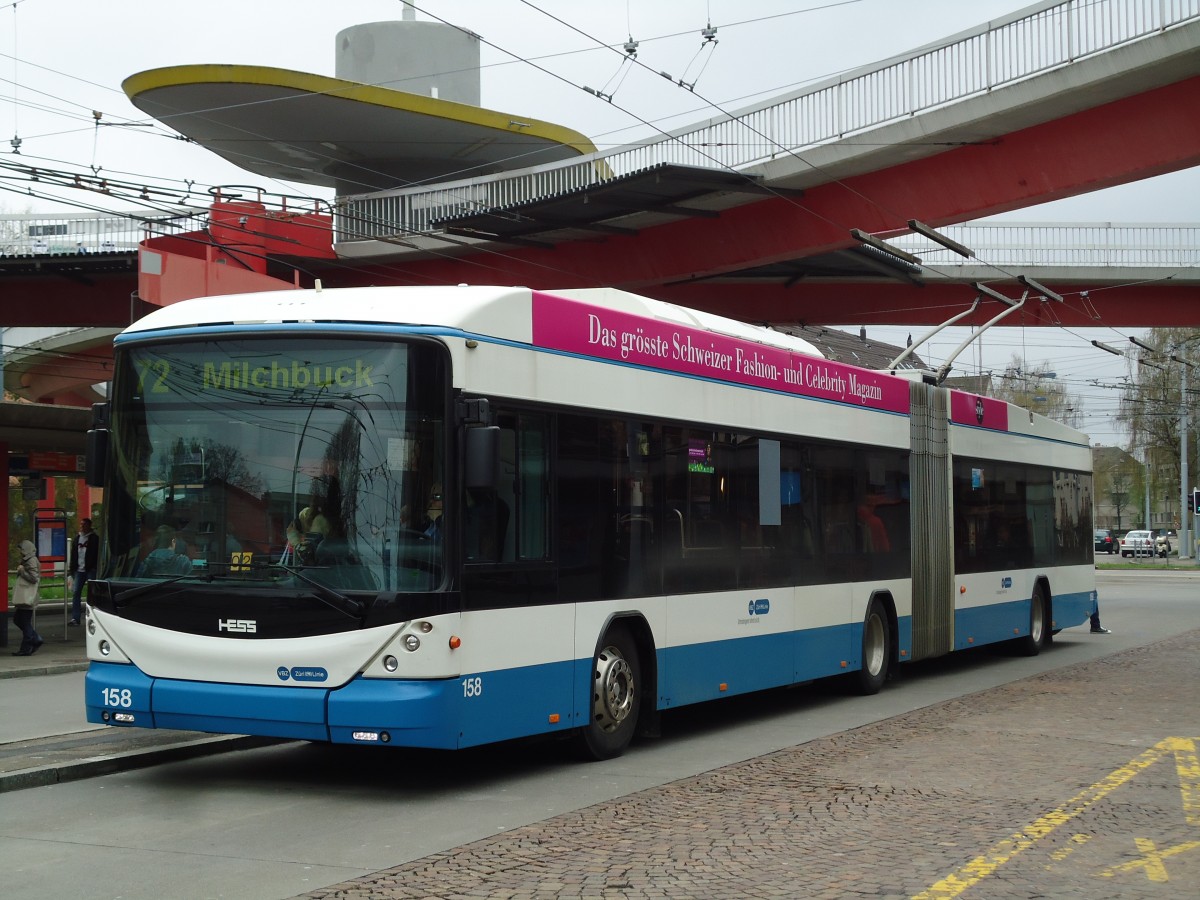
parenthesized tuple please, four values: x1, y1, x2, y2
(120, 284, 826, 359)
(119, 284, 1091, 445)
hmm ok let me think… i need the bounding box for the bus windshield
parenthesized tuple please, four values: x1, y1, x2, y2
(104, 336, 448, 593)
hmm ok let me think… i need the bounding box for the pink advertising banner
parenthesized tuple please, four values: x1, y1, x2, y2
(531, 292, 910, 414)
(949, 390, 1009, 432)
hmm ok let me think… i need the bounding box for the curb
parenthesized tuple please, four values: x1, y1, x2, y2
(0, 662, 89, 680)
(0, 734, 286, 793)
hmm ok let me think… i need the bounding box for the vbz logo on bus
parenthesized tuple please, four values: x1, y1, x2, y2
(1001, 577, 1013, 589)
(748, 598, 770, 616)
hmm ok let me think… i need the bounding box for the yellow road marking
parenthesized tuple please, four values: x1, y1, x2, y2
(1047, 833, 1090, 864)
(1174, 736, 1200, 825)
(913, 737, 1198, 899)
(1099, 838, 1200, 882)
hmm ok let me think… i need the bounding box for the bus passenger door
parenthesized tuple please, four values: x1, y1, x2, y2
(460, 409, 571, 747)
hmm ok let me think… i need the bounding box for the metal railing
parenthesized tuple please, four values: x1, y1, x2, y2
(891, 222, 1200, 268)
(0, 210, 203, 255)
(6, 215, 1196, 271)
(334, 0, 1200, 243)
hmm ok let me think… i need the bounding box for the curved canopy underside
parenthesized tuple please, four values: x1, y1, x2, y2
(124, 65, 597, 193)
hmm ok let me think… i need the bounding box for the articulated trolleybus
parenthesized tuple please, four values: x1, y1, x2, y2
(84, 285, 1096, 759)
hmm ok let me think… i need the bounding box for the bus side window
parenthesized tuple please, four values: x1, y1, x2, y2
(481, 411, 549, 564)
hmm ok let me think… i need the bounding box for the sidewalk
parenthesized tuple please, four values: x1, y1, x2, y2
(303, 628, 1200, 899)
(0, 608, 272, 792)
(0, 601, 89, 678)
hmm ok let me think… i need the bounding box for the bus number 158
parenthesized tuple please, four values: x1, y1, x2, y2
(102, 688, 133, 708)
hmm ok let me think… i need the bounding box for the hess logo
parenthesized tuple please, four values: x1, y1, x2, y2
(218, 619, 257, 633)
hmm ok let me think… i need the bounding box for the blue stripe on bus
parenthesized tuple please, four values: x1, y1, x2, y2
(954, 588, 1093, 648)
(327, 662, 573, 749)
(1048, 588, 1094, 632)
(954, 599, 1030, 649)
(152, 679, 332, 740)
(86, 662, 330, 740)
(85, 659, 577, 750)
(85, 663, 154, 725)
(86, 589, 1091, 748)
(657, 623, 856, 708)
(453, 659, 577, 747)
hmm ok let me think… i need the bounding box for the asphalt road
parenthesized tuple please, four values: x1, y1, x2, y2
(2, 570, 1198, 900)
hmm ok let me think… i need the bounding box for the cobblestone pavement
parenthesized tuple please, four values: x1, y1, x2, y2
(301, 631, 1200, 900)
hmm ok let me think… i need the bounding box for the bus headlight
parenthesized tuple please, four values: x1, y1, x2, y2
(403, 634, 420, 652)
(383, 655, 398, 672)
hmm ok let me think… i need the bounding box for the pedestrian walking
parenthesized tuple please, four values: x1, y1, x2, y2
(11, 539, 43, 656)
(68, 517, 99, 625)
(1089, 590, 1111, 634)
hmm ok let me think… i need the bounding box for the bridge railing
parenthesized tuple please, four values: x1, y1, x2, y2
(334, 0, 1200, 243)
(0, 210, 204, 255)
(891, 222, 1200, 268)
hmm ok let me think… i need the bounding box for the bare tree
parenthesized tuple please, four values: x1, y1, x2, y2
(0, 202, 33, 254)
(1117, 327, 1200, 522)
(992, 354, 1082, 428)
(1106, 467, 1134, 532)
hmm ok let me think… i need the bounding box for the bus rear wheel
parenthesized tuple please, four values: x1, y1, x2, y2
(576, 626, 641, 761)
(855, 598, 890, 695)
(1016, 584, 1049, 656)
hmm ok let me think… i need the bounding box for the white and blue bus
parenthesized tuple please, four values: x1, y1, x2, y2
(83, 285, 1096, 759)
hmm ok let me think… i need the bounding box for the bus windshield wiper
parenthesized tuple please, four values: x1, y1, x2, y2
(266, 563, 367, 620)
(114, 571, 214, 607)
(112, 564, 364, 620)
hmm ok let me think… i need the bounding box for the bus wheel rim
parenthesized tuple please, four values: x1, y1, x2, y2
(594, 646, 634, 732)
(864, 613, 886, 677)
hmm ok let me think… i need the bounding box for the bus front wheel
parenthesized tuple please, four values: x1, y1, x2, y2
(576, 626, 641, 761)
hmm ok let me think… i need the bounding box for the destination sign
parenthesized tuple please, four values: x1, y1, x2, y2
(133, 356, 377, 396)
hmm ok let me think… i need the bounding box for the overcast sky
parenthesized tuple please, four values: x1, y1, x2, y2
(3, 0, 1195, 444)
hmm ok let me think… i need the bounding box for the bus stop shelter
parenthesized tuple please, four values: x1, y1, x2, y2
(1, 401, 91, 646)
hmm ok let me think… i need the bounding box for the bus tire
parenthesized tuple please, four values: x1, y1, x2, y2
(576, 625, 641, 761)
(855, 598, 890, 695)
(1017, 584, 1048, 657)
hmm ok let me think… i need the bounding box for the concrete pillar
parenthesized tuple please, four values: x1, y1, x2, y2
(336, 20, 481, 106)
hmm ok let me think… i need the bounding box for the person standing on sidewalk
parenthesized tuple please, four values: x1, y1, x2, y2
(11, 539, 43, 656)
(68, 518, 99, 626)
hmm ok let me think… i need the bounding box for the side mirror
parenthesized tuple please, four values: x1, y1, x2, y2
(85, 402, 109, 488)
(464, 426, 500, 490)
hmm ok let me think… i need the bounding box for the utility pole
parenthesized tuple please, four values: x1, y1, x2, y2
(1175, 356, 1192, 559)
(1144, 459, 1151, 532)
(1130, 336, 1197, 559)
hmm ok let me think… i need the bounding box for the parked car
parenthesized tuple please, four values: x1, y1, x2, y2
(1093, 529, 1116, 554)
(1120, 530, 1155, 558)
